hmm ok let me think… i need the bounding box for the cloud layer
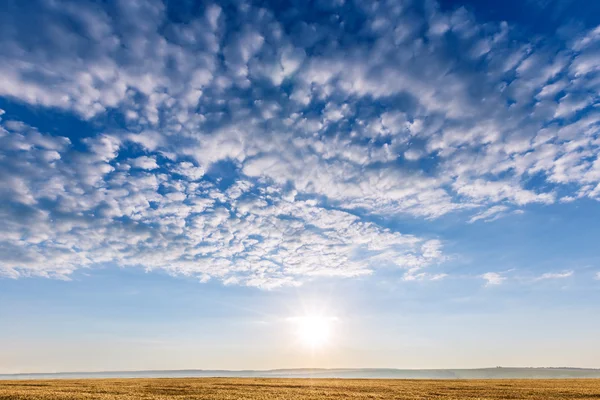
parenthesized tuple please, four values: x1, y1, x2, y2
(1, 0, 599, 287)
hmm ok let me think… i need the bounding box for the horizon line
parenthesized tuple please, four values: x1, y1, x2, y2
(3, 366, 600, 377)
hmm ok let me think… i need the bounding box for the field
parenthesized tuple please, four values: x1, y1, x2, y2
(1, 378, 600, 399)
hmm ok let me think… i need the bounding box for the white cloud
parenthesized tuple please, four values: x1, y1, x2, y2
(0, 118, 445, 287)
(172, 162, 205, 181)
(1, 0, 600, 287)
(572, 25, 600, 50)
(534, 270, 574, 281)
(468, 205, 510, 223)
(130, 156, 159, 170)
(481, 272, 506, 286)
(403, 272, 447, 282)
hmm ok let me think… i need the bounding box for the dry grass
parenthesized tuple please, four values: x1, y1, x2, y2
(1, 378, 600, 399)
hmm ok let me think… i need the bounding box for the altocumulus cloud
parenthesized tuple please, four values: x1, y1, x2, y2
(0, 0, 600, 288)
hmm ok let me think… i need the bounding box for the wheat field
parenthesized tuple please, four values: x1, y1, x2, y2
(1, 378, 600, 399)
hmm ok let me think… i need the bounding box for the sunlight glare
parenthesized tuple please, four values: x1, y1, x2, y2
(291, 315, 336, 349)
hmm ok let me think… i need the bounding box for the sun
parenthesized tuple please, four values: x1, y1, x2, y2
(291, 315, 335, 349)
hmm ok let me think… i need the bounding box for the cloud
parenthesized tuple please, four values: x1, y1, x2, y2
(534, 270, 574, 281)
(403, 272, 448, 282)
(0, 117, 442, 287)
(481, 272, 506, 287)
(130, 156, 159, 170)
(1, 1, 600, 287)
(469, 205, 511, 223)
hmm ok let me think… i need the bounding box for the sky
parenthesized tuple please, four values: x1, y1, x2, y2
(1, 0, 600, 373)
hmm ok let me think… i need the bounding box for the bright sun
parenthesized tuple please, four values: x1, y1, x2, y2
(292, 315, 335, 349)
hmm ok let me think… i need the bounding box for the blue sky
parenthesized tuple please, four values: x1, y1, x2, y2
(1, 0, 600, 373)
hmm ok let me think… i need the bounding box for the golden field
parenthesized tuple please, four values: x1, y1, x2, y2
(1, 378, 600, 400)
